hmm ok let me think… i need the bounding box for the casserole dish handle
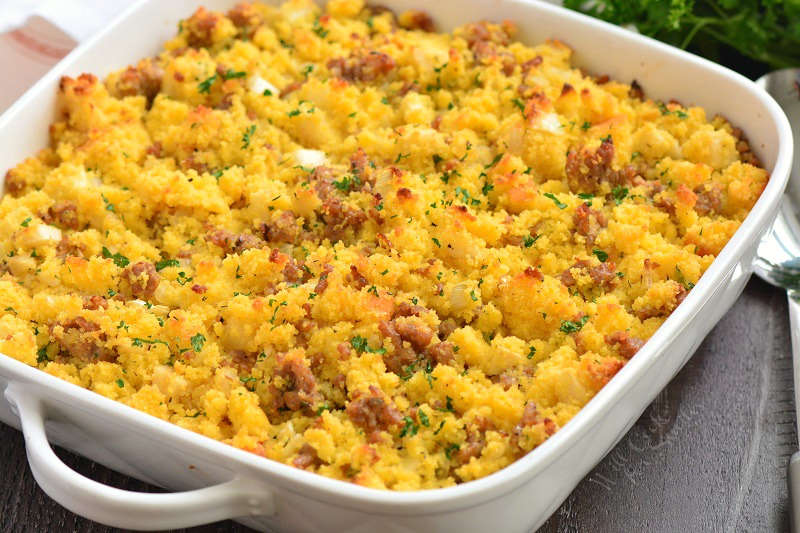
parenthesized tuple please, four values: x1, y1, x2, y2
(5, 383, 274, 530)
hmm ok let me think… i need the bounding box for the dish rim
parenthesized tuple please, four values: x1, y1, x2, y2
(0, 0, 792, 512)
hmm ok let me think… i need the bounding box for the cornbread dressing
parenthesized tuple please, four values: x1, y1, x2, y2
(0, 0, 768, 489)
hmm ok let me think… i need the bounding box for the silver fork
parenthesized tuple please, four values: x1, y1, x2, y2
(754, 68, 800, 532)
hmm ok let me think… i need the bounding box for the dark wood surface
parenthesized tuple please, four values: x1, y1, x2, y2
(0, 277, 795, 533)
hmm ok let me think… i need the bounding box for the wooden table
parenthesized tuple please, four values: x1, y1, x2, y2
(0, 277, 794, 532)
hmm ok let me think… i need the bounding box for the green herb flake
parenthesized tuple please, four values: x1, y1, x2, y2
(36, 344, 50, 364)
(527, 346, 536, 359)
(523, 235, 540, 248)
(400, 416, 419, 438)
(612, 185, 629, 205)
(350, 335, 386, 355)
(197, 73, 217, 93)
(445, 443, 460, 460)
(484, 153, 504, 169)
(544, 192, 567, 209)
(116, 379, 124, 388)
(560, 315, 589, 334)
(241, 124, 256, 150)
(222, 69, 246, 80)
(418, 409, 430, 427)
(155, 258, 180, 271)
(20, 217, 32, 227)
(592, 249, 609, 262)
(190, 333, 206, 352)
(101, 247, 130, 268)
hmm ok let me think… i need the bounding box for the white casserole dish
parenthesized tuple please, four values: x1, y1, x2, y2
(0, 0, 792, 531)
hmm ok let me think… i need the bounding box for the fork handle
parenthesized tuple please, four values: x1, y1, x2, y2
(790, 451, 800, 532)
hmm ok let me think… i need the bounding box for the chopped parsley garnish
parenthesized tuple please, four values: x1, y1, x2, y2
(445, 443, 460, 460)
(101, 193, 116, 213)
(523, 235, 540, 248)
(418, 409, 430, 427)
(612, 185, 629, 205)
(241, 124, 256, 149)
(527, 346, 536, 359)
(312, 17, 329, 38)
(222, 69, 246, 80)
(197, 73, 217, 93)
(400, 416, 419, 438)
(481, 181, 494, 196)
(484, 153, 504, 169)
(155, 258, 180, 271)
(512, 98, 526, 114)
(592, 249, 609, 262)
(101, 247, 129, 268)
(262, 88, 273, 96)
(332, 175, 358, 192)
(269, 301, 287, 324)
(580, 121, 592, 130)
(436, 396, 455, 413)
(20, 217, 31, 227)
(432, 237, 441, 248)
(116, 379, 124, 388)
(560, 315, 589, 334)
(350, 335, 386, 355)
(544, 192, 567, 209)
(36, 344, 50, 364)
(190, 333, 206, 352)
(132, 338, 169, 348)
(470, 289, 479, 302)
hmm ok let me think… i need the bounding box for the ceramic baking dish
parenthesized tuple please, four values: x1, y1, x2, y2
(0, 0, 792, 531)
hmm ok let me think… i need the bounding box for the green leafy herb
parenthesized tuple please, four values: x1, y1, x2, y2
(222, 69, 246, 80)
(350, 335, 386, 355)
(544, 192, 567, 209)
(190, 333, 206, 352)
(612, 185, 629, 205)
(116, 379, 124, 388)
(36, 344, 50, 364)
(523, 235, 540, 248)
(197, 73, 217, 93)
(512, 98, 526, 114)
(20, 217, 31, 227)
(560, 315, 589, 334)
(132, 337, 169, 348)
(445, 443, 460, 460)
(484, 153, 504, 169)
(400, 416, 419, 438)
(101, 247, 130, 268)
(241, 124, 256, 149)
(155, 258, 180, 271)
(593, 249, 609, 262)
(562, 0, 800, 72)
(418, 409, 430, 427)
(527, 346, 536, 359)
(432, 237, 441, 248)
(101, 193, 116, 213)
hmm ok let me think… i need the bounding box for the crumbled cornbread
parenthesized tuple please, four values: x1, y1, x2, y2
(0, 0, 767, 489)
